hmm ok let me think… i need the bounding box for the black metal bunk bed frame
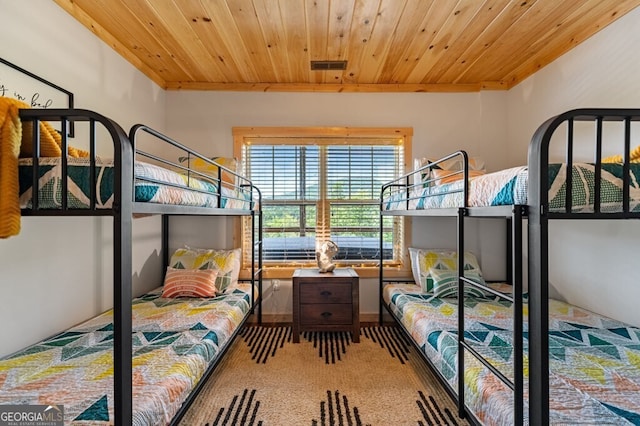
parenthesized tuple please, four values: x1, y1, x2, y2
(379, 150, 526, 425)
(379, 108, 640, 425)
(18, 108, 263, 426)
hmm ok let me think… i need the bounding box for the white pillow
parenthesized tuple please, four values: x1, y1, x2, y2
(408, 247, 422, 285)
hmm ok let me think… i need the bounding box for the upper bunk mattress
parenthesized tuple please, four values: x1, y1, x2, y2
(382, 163, 640, 212)
(384, 283, 640, 425)
(0, 284, 253, 425)
(18, 157, 252, 210)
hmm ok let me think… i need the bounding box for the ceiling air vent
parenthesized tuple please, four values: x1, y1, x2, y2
(310, 60, 347, 71)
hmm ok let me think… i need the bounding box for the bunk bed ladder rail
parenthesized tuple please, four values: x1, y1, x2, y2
(456, 206, 525, 424)
(528, 108, 640, 426)
(453, 149, 524, 424)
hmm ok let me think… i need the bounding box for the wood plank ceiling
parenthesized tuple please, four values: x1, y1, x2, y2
(54, 0, 639, 92)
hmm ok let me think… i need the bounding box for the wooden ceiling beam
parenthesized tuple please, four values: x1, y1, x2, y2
(164, 81, 501, 92)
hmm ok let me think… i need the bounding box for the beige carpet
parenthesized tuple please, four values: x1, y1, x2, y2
(180, 325, 469, 426)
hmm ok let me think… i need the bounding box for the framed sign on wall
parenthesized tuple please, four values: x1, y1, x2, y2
(0, 57, 74, 136)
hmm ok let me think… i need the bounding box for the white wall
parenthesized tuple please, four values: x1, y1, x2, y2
(164, 90, 509, 320)
(165, 90, 509, 169)
(507, 7, 640, 326)
(0, 0, 166, 357)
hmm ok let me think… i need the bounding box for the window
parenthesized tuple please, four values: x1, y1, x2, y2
(234, 127, 411, 277)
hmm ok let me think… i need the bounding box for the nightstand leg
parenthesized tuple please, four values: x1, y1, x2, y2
(292, 324, 300, 343)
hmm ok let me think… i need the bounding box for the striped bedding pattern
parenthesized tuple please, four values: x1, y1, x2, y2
(18, 157, 252, 210)
(382, 163, 640, 212)
(0, 285, 253, 425)
(384, 284, 640, 425)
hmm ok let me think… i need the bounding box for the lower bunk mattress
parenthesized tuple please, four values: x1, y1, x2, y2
(0, 284, 254, 425)
(18, 157, 252, 210)
(384, 284, 640, 425)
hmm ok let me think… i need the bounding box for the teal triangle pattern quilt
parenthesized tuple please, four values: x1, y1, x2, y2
(18, 158, 252, 210)
(0, 285, 252, 424)
(383, 283, 640, 425)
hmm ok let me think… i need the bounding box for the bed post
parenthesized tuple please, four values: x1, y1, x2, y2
(252, 187, 264, 324)
(456, 206, 466, 418)
(512, 205, 525, 424)
(528, 114, 557, 426)
(112, 119, 134, 426)
(162, 215, 170, 270)
(379, 203, 385, 325)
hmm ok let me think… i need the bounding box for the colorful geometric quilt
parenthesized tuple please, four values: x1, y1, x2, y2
(18, 158, 252, 210)
(0, 285, 253, 425)
(382, 163, 640, 212)
(384, 284, 640, 425)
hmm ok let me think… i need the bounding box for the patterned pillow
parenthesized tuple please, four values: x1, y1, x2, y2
(428, 268, 487, 298)
(432, 169, 486, 185)
(414, 156, 485, 187)
(179, 156, 239, 186)
(169, 246, 241, 293)
(412, 158, 432, 186)
(412, 248, 484, 293)
(162, 267, 219, 298)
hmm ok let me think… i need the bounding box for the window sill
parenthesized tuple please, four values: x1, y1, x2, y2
(240, 265, 410, 280)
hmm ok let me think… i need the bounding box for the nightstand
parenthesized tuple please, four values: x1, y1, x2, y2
(292, 268, 360, 343)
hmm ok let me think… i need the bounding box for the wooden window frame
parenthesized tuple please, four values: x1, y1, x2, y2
(233, 126, 413, 279)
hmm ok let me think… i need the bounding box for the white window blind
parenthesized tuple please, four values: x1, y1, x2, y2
(236, 131, 408, 270)
(324, 145, 397, 261)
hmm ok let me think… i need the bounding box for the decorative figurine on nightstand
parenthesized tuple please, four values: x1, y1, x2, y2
(316, 240, 339, 273)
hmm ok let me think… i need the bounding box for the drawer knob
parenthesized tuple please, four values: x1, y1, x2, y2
(320, 290, 332, 296)
(321, 312, 332, 318)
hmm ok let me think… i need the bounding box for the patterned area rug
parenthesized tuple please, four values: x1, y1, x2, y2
(180, 325, 468, 426)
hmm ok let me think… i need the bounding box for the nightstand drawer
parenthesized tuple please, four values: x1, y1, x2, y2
(299, 282, 352, 304)
(300, 304, 353, 325)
